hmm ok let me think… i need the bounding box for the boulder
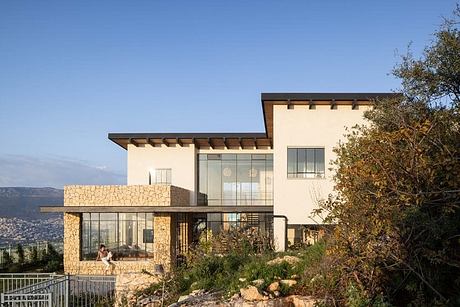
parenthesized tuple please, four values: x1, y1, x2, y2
(267, 281, 279, 292)
(240, 285, 267, 301)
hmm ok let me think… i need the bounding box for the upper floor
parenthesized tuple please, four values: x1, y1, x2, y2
(108, 93, 397, 208)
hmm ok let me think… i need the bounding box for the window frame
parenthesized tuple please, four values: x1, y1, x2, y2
(149, 168, 172, 185)
(287, 147, 326, 179)
(80, 212, 154, 261)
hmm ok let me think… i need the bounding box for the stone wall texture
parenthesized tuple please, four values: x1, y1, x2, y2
(63, 184, 186, 275)
(64, 185, 189, 206)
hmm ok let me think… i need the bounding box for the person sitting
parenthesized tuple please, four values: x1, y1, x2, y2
(96, 244, 113, 274)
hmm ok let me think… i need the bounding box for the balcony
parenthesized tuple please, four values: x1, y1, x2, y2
(64, 185, 189, 207)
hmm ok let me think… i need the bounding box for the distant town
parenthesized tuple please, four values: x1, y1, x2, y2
(0, 217, 63, 246)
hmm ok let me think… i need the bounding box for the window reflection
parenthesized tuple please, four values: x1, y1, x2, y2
(197, 154, 273, 206)
(81, 213, 154, 261)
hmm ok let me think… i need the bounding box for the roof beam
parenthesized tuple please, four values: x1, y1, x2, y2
(176, 138, 183, 147)
(254, 138, 260, 149)
(309, 99, 315, 109)
(146, 138, 155, 147)
(330, 99, 337, 110)
(162, 138, 169, 146)
(208, 138, 215, 149)
(223, 137, 230, 149)
(352, 99, 358, 110)
(129, 138, 139, 147)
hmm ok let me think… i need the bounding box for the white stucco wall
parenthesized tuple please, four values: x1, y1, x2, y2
(127, 143, 197, 205)
(272, 104, 370, 250)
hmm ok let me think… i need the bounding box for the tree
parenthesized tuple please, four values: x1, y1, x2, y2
(317, 6, 460, 306)
(30, 246, 39, 264)
(2, 250, 13, 266)
(16, 244, 25, 265)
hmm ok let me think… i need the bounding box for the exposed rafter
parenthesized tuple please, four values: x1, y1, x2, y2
(352, 99, 358, 110)
(129, 138, 139, 147)
(208, 138, 215, 149)
(330, 99, 337, 109)
(146, 138, 155, 147)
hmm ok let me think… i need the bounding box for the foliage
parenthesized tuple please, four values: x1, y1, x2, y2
(314, 6, 460, 306)
(0, 242, 63, 273)
(16, 244, 25, 264)
(2, 250, 13, 266)
(30, 246, 39, 263)
(140, 228, 325, 305)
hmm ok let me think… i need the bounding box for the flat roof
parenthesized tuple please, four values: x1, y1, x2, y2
(261, 92, 399, 101)
(108, 132, 271, 150)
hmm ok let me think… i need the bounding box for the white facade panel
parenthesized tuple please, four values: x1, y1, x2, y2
(272, 104, 369, 249)
(127, 143, 197, 205)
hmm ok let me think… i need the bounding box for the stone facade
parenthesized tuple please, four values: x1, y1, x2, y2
(63, 185, 188, 275)
(64, 184, 189, 207)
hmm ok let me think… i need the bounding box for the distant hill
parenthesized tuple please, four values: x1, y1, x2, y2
(0, 187, 63, 219)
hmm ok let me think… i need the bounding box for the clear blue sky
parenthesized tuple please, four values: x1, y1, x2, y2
(0, 0, 457, 187)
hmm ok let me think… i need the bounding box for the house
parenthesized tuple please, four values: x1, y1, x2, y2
(41, 92, 396, 275)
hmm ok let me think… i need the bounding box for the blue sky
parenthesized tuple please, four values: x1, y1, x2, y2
(0, 1, 457, 188)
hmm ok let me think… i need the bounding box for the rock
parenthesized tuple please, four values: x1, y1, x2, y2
(273, 290, 281, 297)
(267, 255, 301, 266)
(267, 281, 279, 292)
(290, 274, 300, 280)
(251, 279, 264, 287)
(280, 279, 297, 287)
(178, 295, 190, 302)
(191, 289, 205, 296)
(240, 285, 267, 301)
(239, 277, 247, 282)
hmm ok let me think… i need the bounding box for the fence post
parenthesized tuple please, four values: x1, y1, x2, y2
(65, 274, 70, 307)
(48, 293, 52, 307)
(1, 293, 4, 305)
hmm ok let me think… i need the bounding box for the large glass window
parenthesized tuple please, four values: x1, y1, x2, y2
(191, 212, 273, 240)
(81, 213, 154, 261)
(197, 154, 273, 206)
(287, 148, 325, 178)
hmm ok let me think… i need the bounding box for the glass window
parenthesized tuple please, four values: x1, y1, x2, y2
(197, 154, 274, 206)
(287, 148, 325, 178)
(149, 168, 171, 184)
(81, 213, 154, 261)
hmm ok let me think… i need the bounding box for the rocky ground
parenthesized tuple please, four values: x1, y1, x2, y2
(118, 255, 318, 307)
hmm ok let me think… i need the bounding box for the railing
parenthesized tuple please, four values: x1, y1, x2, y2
(0, 274, 115, 307)
(0, 273, 57, 294)
(1, 293, 52, 306)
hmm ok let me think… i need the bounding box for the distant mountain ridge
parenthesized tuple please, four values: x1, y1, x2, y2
(0, 187, 63, 219)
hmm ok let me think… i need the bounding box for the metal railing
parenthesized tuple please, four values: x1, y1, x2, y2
(1, 293, 52, 306)
(0, 274, 115, 307)
(0, 273, 57, 294)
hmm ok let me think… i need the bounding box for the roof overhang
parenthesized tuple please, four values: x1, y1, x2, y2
(108, 133, 272, 150)
(261, 92, 400, 138)
(41, 205, 274, 213)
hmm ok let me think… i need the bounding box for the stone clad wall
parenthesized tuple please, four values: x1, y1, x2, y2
(63, 184, 187, 275)
(64, 185, 190, 206)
